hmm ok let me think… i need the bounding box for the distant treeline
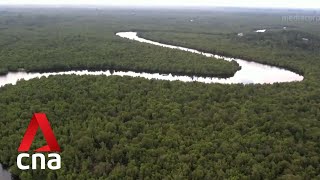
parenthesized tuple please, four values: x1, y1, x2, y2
(0, 13, 240, 78)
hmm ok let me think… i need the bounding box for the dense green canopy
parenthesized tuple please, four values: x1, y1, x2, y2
(0, 8, 319, 179)
(0, 9, 239, 78)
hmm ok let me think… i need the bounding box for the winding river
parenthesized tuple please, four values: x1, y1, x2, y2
(0, 32, 305, 178)
(117, 32, 303, 84)
(0, 32, 303, 88)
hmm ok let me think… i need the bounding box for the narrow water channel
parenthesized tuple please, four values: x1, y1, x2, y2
(0, 164, 11, 180)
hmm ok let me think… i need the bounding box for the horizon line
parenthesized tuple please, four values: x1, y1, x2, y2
(0, 4, 319, 10)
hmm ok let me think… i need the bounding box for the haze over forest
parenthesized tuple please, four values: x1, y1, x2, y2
(0, 0, 320, 9)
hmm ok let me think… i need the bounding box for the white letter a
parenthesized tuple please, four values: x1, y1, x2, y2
(47, 153, 61, 170)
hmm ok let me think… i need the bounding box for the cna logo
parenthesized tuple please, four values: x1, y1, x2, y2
(17, 113, 61, 170)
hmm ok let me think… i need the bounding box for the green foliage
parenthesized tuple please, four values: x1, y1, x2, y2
(0, 10, 240, 78)
(0, 8, 320, 180)
(0, 75, 319, 179)
(139, 30, 320, 76)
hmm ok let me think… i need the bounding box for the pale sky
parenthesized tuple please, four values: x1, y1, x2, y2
(0, 0, 319, 9)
